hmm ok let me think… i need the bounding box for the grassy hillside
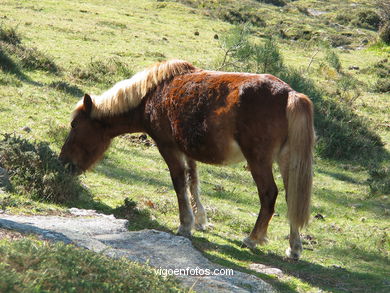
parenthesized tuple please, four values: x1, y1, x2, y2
(0, 0, 389, 292)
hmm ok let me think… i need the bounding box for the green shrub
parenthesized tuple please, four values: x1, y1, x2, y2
(374, 78, 390, 92)
(251, 38, 284, 74)
(0, 134, 82, 203)
(354, 10, 381, 30)
(0, 24, 21, 45)
(379, 21, 390, 44)
(72, 58, 133, 85)
(325, 49, 342, 72)
(256, 0, 287, 7)
(0, 24, 60, 74)
(220, 8, 266, 27)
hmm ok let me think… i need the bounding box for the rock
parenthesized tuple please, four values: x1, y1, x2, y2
(214, 34, 219, 40)
(249, 264, 283, 276)
(21, 126, 31, 133)
(307, 9, 328, 16)
(0, 213, 274, 292)
(348, 66, 360, 70)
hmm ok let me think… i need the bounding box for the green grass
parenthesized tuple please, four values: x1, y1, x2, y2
(0, 0, 389, 292)
(0, 236, 183, 292)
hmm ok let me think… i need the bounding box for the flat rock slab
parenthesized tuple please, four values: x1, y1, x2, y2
(0, 211, 274, 293)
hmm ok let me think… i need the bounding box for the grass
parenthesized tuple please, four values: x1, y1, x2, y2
(0, 0, 389, 292)
(0, 235, 183, 292)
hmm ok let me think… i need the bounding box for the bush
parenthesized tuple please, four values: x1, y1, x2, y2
(0, 24, 60, 74)
(0, 25, 21, 45)
(72, 58, 133, 85)
(354, 10, 381, 30)
(0, 134, 82, 202)
(221, 8, 266, 27)
(379, 21, 390, 44)
(251, 38, 284, 74)
(256, 0, 287, 7)
(374, 78, 390, 92)
(325, 49, 342, 72)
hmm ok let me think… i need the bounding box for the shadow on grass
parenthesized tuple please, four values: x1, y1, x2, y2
(94, 158, 171, 189)
(192, 233, 388, 293)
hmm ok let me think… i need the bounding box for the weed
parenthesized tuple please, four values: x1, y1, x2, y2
(0, 134, 82, 203)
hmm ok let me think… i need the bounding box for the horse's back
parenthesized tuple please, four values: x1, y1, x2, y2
(145, 70, 292, 164)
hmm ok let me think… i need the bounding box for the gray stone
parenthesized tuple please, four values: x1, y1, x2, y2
(0, 212, 274, 292)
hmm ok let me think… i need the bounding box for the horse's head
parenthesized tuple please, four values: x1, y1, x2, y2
(60, 94, 111, 174)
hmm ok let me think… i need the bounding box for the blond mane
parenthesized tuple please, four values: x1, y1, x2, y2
(75, 59, 197, 118)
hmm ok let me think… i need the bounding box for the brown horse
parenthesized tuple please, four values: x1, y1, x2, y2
(60, 59, 314, 259)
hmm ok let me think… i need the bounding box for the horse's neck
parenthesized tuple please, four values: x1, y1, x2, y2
(104, 106, 144, 138)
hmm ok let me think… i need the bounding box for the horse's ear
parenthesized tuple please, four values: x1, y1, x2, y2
(83, 94, 93, 115)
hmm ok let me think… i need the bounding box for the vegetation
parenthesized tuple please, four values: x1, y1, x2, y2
(0, 134, 82, 202)
(0, 237, 183, 292)
(0, 0, 389, 292)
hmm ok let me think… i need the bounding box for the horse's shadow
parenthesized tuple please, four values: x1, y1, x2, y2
(191, 233, 388, 293)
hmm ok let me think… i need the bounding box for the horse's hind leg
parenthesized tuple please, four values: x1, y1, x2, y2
(277, 145, 302, 259)
(240, 149, 278, 249)
(158, 146, 194, 237)
(187, 159, 208, 231)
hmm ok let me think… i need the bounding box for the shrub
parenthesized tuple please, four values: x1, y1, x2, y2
(255, 0, 287, 7)
(0, 24, 60, 74)
(325, 49, 342, 72)
(0, 134, 82, 203)
(251, 38, 284, 74)
(374, 78, 390, 92)
(379, 21, 390, 44)
(354, 10, 381, 30)
(220, 8, 266, 27)
(72, 58, 133, 85)
(0, 25, 21, 45)
(10, 45, 59, 73)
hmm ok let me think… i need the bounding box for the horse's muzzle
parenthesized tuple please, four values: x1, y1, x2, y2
(59, 154, 81, 176)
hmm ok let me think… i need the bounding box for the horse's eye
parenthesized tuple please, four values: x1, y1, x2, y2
(71, 121, 76, 128)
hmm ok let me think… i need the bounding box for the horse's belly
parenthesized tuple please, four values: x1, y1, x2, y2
(184, 138, 245, 165)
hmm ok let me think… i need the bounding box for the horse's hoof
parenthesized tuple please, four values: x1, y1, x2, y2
(241, 236, 257, 249)
(177, 226, 192, 238)
(195, 223, 207, 231)
(285, 247, 301, 260)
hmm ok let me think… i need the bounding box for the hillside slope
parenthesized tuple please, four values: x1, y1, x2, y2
(0, 0, 389, 292)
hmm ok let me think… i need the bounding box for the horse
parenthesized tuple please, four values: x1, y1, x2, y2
(60, 59, 314, 259)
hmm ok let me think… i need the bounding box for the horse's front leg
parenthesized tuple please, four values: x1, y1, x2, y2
(158, 146, 194, 237)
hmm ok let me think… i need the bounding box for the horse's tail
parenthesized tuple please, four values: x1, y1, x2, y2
(286, 91, 315, 229)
